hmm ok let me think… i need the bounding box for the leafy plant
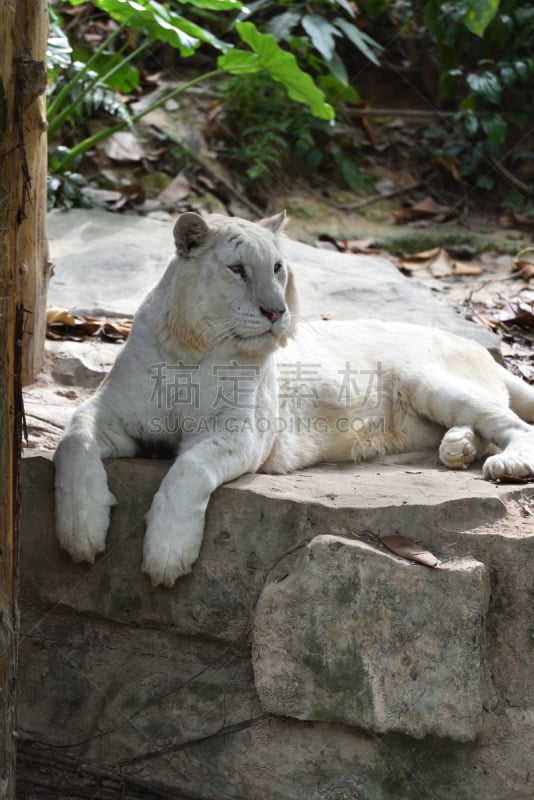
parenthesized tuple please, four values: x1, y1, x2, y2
(238, 0, 382, 90)
(47, 0, 337, 206)
(219, 72, 373, 194)
(363, 0, 534, 191)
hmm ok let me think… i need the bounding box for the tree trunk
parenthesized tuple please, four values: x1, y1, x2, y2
(0, 0, 49, 796)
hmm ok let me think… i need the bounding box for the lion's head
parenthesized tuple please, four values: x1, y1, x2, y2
(158, 212, 298, 359)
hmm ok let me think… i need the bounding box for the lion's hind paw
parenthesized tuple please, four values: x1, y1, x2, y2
(483, 431, 534, 481)
(439, 426, 480, 470)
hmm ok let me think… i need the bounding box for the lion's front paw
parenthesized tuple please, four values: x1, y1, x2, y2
(439, 426, 480, 470)
(54, 436, 117, 564)
(56, 486, 116, 563)
(142, 505, 204, 588)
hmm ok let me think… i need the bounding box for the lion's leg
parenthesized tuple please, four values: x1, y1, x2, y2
(501, 366, 534, 422)
(482, 433, 534, 480)
(407, 375, 534, 480)
(142, 430, 264, 588)
(439, 425, 485, 470)
(54, 402, 137, 563)
(481, 369, 534, 479)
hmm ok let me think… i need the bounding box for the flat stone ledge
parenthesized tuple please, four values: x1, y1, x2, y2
(253, 534, 488, 742)
(20, 453, 531, 641)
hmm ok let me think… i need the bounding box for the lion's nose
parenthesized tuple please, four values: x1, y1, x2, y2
(260, 306, 286, 324)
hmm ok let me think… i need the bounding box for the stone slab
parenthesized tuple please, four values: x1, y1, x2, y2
(253, 534, 488, 741)
(47, 208, 498, 350)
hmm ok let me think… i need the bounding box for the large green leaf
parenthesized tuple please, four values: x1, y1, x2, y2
(459, 0, 500, 37)
(220, 22, 334, 121)
(218, 49, 262, 74)
(73, 0, 229, 55)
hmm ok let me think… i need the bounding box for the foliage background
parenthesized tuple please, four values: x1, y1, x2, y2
(47, 0, 534, 211)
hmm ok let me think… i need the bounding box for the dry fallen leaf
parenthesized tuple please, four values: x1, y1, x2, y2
(514, 247, 534, 281)
(158, 172, 190, 205)
(46, 309, 132, 341)
(101, 320, 133, 340)
(46, 308, 77, 326)
(452, 260, 484, 276)
(346, 237, 378, 253)
(500, 212, 534, 230)
(393, 196, 451, 224)
(104, 131, 145, 163)
(429, 248, 454, 277)
(400, 248, 483, 278)
(436, 154, 467, 186)
(382, 534, 440, 568)
(496, 302, 534, 328)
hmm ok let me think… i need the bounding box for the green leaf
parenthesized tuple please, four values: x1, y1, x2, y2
(301, 14, 340, 62)
(218, 49, 262, 74)
(361, 0, 389, 15)
(332, 0, 356, 18)
(49, 146, 73, 172)
(466, 70, 501, 103)
(47, 9, 72, 73)
(72, 47, 140, 92)
(499, 64, 516, 87)
(333, 18, 381, 66)
(319, 74, 360, 106)
(266, 11, 301, 42)
(480, 112, 507, 148)
(460, 0, 500, 37)
(225, 22, 334, 121)
(463, 110, 479, 135)
(90, 0, 229, 55)
(329, 143, 374, 194)
(476, 174, 495, 190)
(173, 0, 242, 8)
(515, 59, 534, 80)
(325, 53, 349, 86)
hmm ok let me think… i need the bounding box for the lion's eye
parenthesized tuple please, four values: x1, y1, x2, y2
(228, 263, 247, 280)
(274, 261, 283, 274)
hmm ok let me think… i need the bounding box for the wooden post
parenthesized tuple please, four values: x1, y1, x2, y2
(17, 0, 51, 384)
(0, 0, 49, 796)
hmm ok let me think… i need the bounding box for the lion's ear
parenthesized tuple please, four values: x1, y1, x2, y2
(258, 211, 287, 234)
(173, 213, 210, 255)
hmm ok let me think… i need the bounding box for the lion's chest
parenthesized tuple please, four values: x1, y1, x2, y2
(122, 354, 277, 445)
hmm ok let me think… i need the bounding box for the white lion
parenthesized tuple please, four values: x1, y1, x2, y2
(54, 212, 534, 587)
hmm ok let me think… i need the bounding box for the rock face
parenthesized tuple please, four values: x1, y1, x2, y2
(47, 208, 499, 351)
(17, 454, 534, 800)
(253, 535, 488, 742)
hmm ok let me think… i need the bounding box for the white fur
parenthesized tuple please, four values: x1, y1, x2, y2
(54, 212, 534, 587)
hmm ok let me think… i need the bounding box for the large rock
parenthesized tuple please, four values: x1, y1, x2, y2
(253, 535, 488, 742)
(47, 339, 120, 387)
(47, 208, 498, 351)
